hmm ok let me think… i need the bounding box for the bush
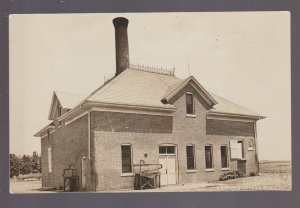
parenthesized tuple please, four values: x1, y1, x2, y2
(249, 171, 259, 176)
(219, 170, 246, 181)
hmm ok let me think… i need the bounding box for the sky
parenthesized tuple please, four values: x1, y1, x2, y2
(9, 12, 291, 160)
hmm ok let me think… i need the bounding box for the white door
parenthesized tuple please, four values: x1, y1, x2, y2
(159, 156, 176, 186)
(159, 156, 168, 186)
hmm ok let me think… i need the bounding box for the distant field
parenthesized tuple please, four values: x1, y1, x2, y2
(259, 160, 291, 173)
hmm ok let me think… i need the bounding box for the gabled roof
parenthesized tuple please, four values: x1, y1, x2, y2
(48, 91, 88, 120)
(46, 67, 263, 125)
(209, 93, 263, 118)
(87, 68, 181, 109)
(55, 91, 88, 109)
(162, 76, 218, 106)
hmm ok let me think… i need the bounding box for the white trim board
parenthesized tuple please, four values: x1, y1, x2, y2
(65, 111, 89, 126)
(90, 106, 174, 116)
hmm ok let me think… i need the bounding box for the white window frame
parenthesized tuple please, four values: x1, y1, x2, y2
(121, 144, 133, 176)
(159, 145, 176, 156)
(185, 92, 195, 116)
(48, 147, 52, 173)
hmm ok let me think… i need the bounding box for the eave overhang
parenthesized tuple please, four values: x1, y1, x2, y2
(34, 124, 55, 137)
(207, 111, 266, 122)
(57, 100, 176, 122)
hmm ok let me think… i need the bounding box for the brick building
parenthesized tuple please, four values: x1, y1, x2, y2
(34, 17, 264, 191)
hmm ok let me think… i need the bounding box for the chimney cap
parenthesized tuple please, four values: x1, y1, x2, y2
(113, 17, 129, 28)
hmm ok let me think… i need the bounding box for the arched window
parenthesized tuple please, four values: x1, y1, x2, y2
(220, 145, 229, 168)
(185, 92, 195, 115)
(205, 145, 213, 169)
(186, 145, 195, 170)
(121, 144, 132, 173)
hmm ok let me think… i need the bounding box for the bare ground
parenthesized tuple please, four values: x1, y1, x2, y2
(10, 161, 291, 193)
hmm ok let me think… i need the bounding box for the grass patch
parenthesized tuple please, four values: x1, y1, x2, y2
(14, 173, 42, 181)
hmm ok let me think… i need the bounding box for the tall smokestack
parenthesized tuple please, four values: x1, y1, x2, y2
(113, 17, 130, 76)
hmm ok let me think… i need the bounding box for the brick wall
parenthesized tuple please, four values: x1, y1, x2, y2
(91, 83, 258, 191)
(207, 119, 255, 137)
(41, 84, 258, 191)
(41, 135, 53, 188)
(41, 114, 91, 191)
(91, 111, 173, 133)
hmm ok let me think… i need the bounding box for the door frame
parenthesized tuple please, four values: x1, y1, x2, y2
(158, 143, 178, 186)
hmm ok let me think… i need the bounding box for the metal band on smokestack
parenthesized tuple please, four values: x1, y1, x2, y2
(113, 17, 130, 76)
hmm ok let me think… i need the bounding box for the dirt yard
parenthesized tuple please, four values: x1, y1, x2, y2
(10, 161, 291, 193)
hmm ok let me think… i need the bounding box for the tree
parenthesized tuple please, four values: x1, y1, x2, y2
(31, 151, 41, 173)
(20, 155, 32, 175)
(10, 154, 21, 178)
(10, 151, 42, 177)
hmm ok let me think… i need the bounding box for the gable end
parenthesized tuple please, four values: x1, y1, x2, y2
(162, 76, 217, 107)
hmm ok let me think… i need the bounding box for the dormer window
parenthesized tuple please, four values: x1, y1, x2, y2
(57, 104, 62, 127)
(58, 104, 62, 117)
(186, 92, 195, 115)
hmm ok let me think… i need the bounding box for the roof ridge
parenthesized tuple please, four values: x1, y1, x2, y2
(130, 63, 175, 76)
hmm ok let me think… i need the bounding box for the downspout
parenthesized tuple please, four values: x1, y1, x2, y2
(254, 121, 259, 172)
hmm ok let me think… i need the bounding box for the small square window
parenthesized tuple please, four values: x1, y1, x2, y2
(159, 146, 167, 154)
(248, 139, 254, 150)
(167, 146, 175, 154)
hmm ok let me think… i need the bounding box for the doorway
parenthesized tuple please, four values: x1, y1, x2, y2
(158, 146, 177, 186)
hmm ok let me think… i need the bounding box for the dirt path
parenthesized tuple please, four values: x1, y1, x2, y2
(10, 173, 291, 193)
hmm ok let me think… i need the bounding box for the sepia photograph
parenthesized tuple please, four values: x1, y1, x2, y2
(9, 12, 291, 193)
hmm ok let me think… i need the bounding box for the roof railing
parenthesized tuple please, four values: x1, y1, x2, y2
(130, 63, 175, 76)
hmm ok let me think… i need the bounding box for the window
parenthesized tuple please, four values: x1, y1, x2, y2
(121, 145, 132, 173)
(58, 105, 62, 117)
(57, 104, 62, 127)
(230, 140, 245, 159)
(186, 145, 195, 170)
(205, 145, 213, 169)
(248, 139, 254, 150)
(186, 93, 194, 115)
(48, 147, 52, 173)
(159, 146, 175, 154)
(238, 140, 245, 158)
(221, 145, 229, 168)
